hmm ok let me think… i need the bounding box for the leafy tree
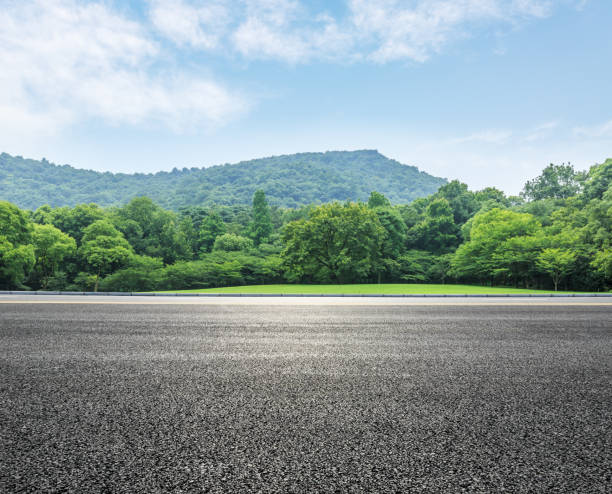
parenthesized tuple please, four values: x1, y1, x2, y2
(282, 202, 384, 283)
(474, 187, 510, 209)
(114, 197, 192, 263)
(522, 163, 584, 201)
(250, 190, 273, 246)
(46, 203, 106, 243)
(213, 233, 253, 252)
(433, 180, 480, 225)
(368, 191, 391, 209)
(407, 198, 459, 254)
(536, 248, 576, 291)
(80, 220, 133, 291)
(99, 255, 163, 292)
(452, 208, 543, 286)
(31, 224, 76, 289)
(373, 206, 407, 281)
(198, 213, 226, 253)
(582, 159, 612, 201)
(0, 201, 35, 288)
(592, 249, 612, 286)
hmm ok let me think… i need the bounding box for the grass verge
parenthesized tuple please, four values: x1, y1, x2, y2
(155, 284, 582, 295)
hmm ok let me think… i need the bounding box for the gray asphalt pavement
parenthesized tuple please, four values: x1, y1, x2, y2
(1, 303, 611, 492)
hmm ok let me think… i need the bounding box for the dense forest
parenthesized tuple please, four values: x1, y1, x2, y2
(0, 150, 446, 210)
(1, 158, 610, 293)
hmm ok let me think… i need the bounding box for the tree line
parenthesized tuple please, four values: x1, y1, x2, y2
(1, 159, 610, 292)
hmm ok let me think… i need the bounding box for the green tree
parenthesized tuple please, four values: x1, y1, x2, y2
(114, 197, 192, 263)
(250, 190, 273, 246)
(32, 224, 76, 289)
(282, 202, 385, 283)
(81, 220, 133, 291)
(372, 207, 407, 282)
(536, 248, 576, 291)
(522, 163, 584, 201)
(433, 180, 479, 225)
(368, 191, 391, 209)
(452, 208, 543, 286)
(99, 255, 163, 292)
(0, 201, 35, 288)
(47, 203, 106, 243)
(407, 198, 459, 254)
(582, 159, 612, 201)
(592, 249, 612, 286)
(199, 213, 226, 253)
(213, 233, 253, 252)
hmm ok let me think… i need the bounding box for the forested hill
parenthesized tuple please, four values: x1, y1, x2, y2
(0, 150, 446, 210)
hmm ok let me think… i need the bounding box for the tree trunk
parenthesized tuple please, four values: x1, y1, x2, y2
(94, 269, 100, 293)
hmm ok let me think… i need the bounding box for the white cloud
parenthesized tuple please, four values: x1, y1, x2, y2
(0, 0, 246, 136)
(149, 0, 230, 49)
(150, 0, 560, 64)
(523, 120, 559, 142)
(448, 129, 513, 145)
(573, 119, 612, 139)
(348, 0, 554, 63)
(0, 0, 581, 138)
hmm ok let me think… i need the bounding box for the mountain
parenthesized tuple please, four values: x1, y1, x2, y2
(0, 150, 446, 210)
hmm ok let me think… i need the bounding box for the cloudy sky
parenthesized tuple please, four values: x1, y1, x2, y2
(1, 0, 610, 194)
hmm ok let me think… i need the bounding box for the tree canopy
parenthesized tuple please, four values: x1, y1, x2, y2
(0, 158, 610, 292)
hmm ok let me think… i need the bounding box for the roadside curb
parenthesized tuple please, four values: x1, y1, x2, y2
(0, 291, 611, 298)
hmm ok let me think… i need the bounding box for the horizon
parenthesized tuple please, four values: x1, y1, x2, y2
(1, 1, 610, 195)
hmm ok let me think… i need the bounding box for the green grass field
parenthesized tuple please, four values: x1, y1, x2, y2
(156, 284, 583, 295)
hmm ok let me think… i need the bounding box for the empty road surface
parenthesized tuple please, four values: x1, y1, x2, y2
(1, 299, 610, 492)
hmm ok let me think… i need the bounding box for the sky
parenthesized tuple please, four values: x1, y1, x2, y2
(1, 0, 611, 195)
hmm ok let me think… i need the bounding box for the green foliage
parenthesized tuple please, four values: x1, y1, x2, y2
(0, 150, 446, 210)
(522, 163, 584, 201)
(368, 191, 391, 209)
(433, 180, 480, 225)
(37, 203, 106, 243)
(452, 208, 544, 286)
(31, 224, 76, 289)
(213, 233, 254, 252)
(80, 220, 133, 291)
(249, 190, 273, 246)
(99, 255, 163, 292)
(113, 197, 192, 263)
(582, 159, 612, 201)
(0, 156, 609, 292)
(536, 248, 576, 291)
(592, 249, 612, 281)
(373, 207, 407, 281)
(407, 198, 459, 254)
(198, 213, 226, 253)
(282, 202, 385, 283)
(0, 201, 35, 288)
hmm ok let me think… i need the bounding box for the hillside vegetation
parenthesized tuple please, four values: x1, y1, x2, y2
(1, 158, 610, 293)
(0, 150, 446, 210)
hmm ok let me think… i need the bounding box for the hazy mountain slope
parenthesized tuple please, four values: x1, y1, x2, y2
(0, 150, 446, 210)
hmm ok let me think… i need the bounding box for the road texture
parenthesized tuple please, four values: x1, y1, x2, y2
(1, 301, 611, 492)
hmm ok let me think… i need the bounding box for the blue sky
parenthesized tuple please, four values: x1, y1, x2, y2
(1, 0, 610, 194)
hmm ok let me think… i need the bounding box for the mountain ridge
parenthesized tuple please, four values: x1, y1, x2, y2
(0, 149, 446, 210)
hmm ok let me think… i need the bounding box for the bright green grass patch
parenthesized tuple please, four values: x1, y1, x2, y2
(156, 284, 582, 295)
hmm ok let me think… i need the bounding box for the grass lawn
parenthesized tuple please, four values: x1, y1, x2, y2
(155, 284, 582, 295)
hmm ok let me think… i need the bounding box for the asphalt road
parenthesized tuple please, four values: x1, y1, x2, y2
(1, 303, 610, 492)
